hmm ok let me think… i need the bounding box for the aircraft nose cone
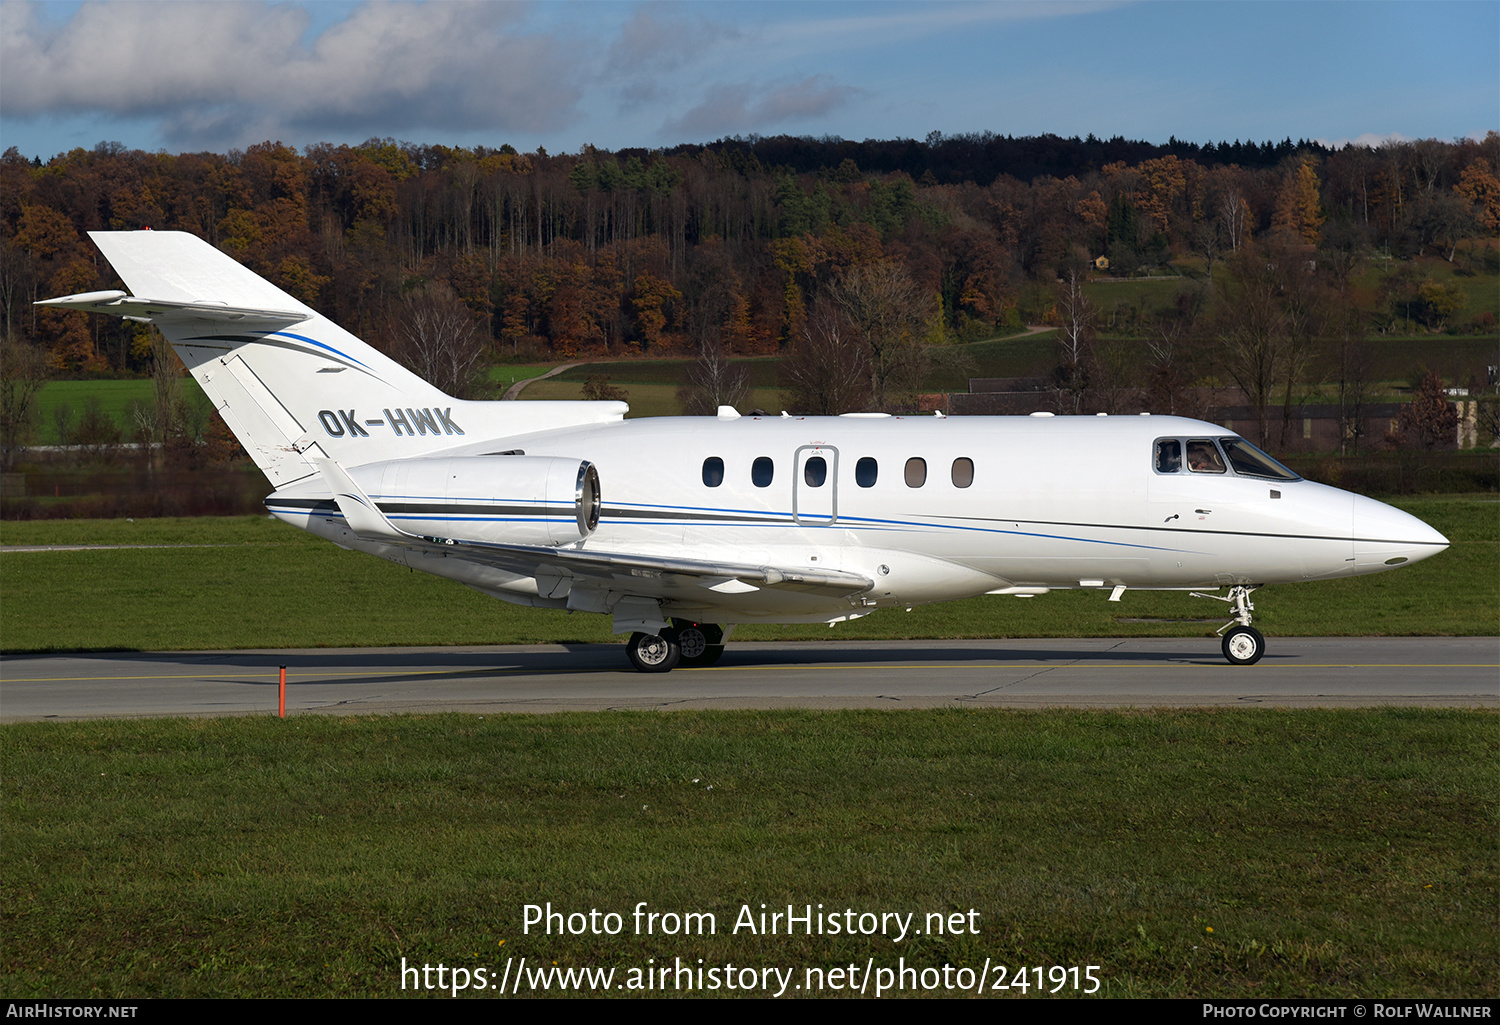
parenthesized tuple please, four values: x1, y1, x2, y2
(1352, 495, 1449, 573)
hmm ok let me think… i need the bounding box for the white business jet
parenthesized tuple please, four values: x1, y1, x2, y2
(40, 231, 1449, 671)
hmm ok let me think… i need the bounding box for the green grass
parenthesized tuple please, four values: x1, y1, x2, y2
(31, 379, 211, 444)
(1, 499, 1493, 653)
(2, 709, 1494, 997)
(548, 356, 786, 391)
(518, 378, 794, 418)
(486, 364, 557, 389)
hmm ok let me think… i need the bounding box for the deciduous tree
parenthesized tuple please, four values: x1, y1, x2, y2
(390, 281, 487, 399)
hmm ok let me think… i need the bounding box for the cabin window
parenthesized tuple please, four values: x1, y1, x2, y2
(951, 457, 974, 488)
(856, 457, 878, 488)
(1186, 440, 1226, 474)
(702, 457, 724, 487)
(904, 457, 927, 488)
(752, 456, 774, 487)
(1155, 440, 1181, 473)
(1220, 438, 1300, 481)
(804, 456, 827, 487)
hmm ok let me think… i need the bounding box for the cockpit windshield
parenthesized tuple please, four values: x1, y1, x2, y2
(1154, 435, 1301, 481)
(1219, 438, 1300, 480)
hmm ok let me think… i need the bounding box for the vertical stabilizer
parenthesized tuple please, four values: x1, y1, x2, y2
(89, 231, 453, 484)
(41, 232, 630, 487)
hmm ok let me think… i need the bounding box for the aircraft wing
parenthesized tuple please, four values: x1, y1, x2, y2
(314, 458, 872, 600)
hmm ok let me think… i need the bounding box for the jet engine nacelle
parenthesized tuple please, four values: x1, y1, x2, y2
(348, 454, 600, 546)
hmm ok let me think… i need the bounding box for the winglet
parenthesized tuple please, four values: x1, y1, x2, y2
(312, 457, 412, 544)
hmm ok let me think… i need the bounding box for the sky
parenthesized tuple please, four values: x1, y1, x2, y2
(1, 0, 1496, 161)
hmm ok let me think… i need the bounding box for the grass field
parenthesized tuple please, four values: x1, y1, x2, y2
(2, 708, 1494, 998)
(519, 378, 795, 417)
(3, 503, 1493, 999)
(31, 379, 213, 445)
(0, 497, 1493, 653)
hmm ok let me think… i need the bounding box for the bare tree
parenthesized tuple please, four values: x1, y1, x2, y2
(1214, 245, 1320, 447)
(1219, 190, 1248, 252)
(1053, 268, 1094, 413)
(131, 326, 183, 456)
(782, 302, 872, 415)
(1191, 217, 1222, 280)
(1089, 338, 1139, 414)
(390, 281, 488, 399)
(828, 262, 927, 408)
(678, 344, 751, 415)
(0, 336, 48, 470)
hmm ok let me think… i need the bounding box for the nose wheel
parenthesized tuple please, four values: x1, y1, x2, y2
(1192, 585, 1266, 666)
(1222, 625, 1265, 665)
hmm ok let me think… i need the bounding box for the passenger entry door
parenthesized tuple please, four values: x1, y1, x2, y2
(793, 445, 838, 525)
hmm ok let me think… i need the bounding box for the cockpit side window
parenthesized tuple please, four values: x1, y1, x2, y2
(1186, 439, 1227, 474)
(1154, 440, 1181, 473)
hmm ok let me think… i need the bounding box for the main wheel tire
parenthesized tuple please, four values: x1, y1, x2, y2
(671, 622, 725, 667)
(1222, 625, 1265, 666)
(676, 625, 710, 661)
(626, 631, 680, 673)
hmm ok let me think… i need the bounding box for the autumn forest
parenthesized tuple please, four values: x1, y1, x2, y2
(3, 131, 1498, 452)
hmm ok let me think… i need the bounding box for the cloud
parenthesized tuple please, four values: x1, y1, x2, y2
(664, 76, 860, 138)
(605, 5, 739, 110)
(1, 0, 583, 146)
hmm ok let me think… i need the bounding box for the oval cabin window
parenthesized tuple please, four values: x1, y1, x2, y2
(856, 457, 878, 488)
(702, 456, 724, 487)
(904, 457, 927, 488)
(752, 457, 774, 488)
(951, 458, 974, 488)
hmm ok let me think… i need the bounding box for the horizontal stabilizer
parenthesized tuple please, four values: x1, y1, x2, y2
(35, 290, 309, 328)
(84, 230, 317, 316)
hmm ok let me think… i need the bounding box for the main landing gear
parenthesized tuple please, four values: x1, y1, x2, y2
(625, 621, 726, 673)
(1191, 585, 1265, 666)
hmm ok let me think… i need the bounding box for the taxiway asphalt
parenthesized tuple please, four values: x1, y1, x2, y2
(2, 637, 1494, 720)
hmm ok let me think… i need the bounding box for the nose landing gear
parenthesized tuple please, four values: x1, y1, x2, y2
(1192, 585, 1265, 666)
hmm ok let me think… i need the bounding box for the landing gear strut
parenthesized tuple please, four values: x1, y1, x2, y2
(1192, 585, 1265, 666)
